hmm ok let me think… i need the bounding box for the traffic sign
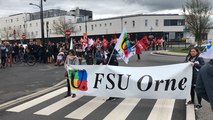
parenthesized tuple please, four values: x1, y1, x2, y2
(22, 33, 26, 39)
(65, 29, 71, 36)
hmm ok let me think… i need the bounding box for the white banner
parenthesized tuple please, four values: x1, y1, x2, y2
(67, 63, 192, 99)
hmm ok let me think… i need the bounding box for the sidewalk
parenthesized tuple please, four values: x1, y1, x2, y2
(153, 50, 187, 57)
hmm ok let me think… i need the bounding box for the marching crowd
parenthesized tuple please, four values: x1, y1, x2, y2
(1, 35, 213, 112)
(0, 33, 168, 69)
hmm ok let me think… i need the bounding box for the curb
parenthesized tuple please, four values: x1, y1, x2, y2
(0, 80, 66, 111)
(152, 50, 187, 57)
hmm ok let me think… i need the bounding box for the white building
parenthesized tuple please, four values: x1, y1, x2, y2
(1, 8, 206, 43)
(0, 9, 77, 42)
(0, 13, 30, 40)
(73, 14, 185, 42)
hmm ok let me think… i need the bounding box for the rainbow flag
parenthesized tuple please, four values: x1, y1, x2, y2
(115, 29, 135, 64)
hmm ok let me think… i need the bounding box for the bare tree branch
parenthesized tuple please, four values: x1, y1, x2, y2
(52, 17, 77, 37)
(184, 0, 213, 46)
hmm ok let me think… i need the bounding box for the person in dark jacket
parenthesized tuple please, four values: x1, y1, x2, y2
(0, 42, 7, 68)
(196, 59, 213, 111)
(105, 45, 118, 66)
(95, 43, 105, 65)
(85, 46, 94, 65)
(185, 47, 205, 109)
(105, 45, 119, 101)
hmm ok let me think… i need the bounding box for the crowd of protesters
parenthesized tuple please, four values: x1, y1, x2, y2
(0, 40, 71, 69)
(0, 34, 166, 69)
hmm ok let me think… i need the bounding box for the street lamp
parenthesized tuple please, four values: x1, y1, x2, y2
(29, 0, 46, 45)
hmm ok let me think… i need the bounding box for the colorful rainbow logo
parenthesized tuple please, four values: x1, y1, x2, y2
(120, 33, 132, 57)
(68, 69, 88, 91)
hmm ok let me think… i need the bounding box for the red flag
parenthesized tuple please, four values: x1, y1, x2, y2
(138, 36, 150, 50)
(96, 38, 100, 43)
(137, 40, 145, 49)
(80, 37, 84, 43)
(152, 37, 157, 43)
(103, 38, 108, 49)
(157, 38, 162, 46)
(136, 40, 144, 54)
(110, 33, 117, 44)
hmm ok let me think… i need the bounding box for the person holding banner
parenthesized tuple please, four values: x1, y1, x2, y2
(185, 47, 205, 109)
(196, 59, 213, 111)
(64, 49, 79, 98)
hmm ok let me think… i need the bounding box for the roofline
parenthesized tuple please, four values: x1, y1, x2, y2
(77, 13, 183, 23)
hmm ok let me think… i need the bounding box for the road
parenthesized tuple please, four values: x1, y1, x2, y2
(0, 63, 65, 104)
(0, 51, 212, 120)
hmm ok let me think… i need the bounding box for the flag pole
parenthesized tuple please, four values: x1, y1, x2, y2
(107, 48, 116, 65)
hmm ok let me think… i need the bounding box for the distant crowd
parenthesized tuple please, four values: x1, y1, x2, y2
(0, 34, 167, 69)
(0, 40, 70, 68)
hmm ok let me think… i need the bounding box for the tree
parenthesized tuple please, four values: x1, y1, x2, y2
(0, 27, 10, 40)
(183, 0, 212, 46)
(52, 17, 77, 37)
(0, 27, 23, 41)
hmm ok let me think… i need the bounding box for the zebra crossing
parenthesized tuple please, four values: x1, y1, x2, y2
(3, 87, 186, 120)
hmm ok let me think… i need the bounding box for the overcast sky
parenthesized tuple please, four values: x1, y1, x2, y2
(0, 0, 211, 20)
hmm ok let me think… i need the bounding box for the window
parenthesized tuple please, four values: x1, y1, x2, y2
(145, 19, 148, 27)
(17, 18, 19, 22)
(95, 24, 97, 27)
(91, 25, 94, 30)
(30, 23, 32, 27)
(100, 24, 102, 27)
(36, 31, 38, 35)
(105, 23, 107, 27)
(79, 26, 81, 31)
(155, 19, 159, 26)
(132, 20, 135, 27)
(164, 19, 185, 26)
(36, 23, 38, 26)
(124, 21, 127, 25)
(20, 25, 22, 28)
(11, 19, 13, 23)
(110, 23, 112, 26)
(31, 32, 34, 36)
